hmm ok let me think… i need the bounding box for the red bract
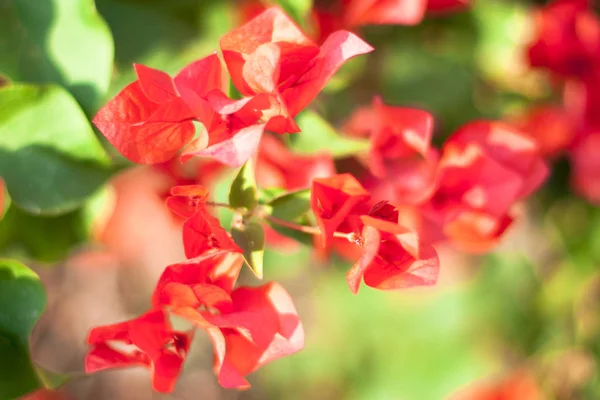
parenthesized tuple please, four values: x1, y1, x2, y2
(256, 134, 335, 189)
(445, 121, 549, 200)
(183, 206, 242, 259)
(85, 309, 192, 393)
(512, 106, 576, 157)
(311, 174, 371, 248)
(93, 55, 223, 164)
(153, 253, 303, 389)
(220, 7, 373, 132)
(346, 214, 439, 294)
(344, 97, 438, 204)
(527, 0, 600, 79)
(166, 184, 209, 218)
(571, 132, 600, 204)
(424, 142, 523, 252)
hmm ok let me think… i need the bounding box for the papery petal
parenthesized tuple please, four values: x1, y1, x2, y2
(220, 7, 315, 95)
(282, 30, 374, 116)
(346, 225, 381, 294)
(444, 209, 513, 253)
(183, 207, 242, 259)
(152, 351, 186, 393)
(174, 53, 224, 98)
(93, 82, 195, 164)
(85, 343, 149, 373)
(182, 124, 267, 167)
(311, 174, 371, 247)
(243, 43, 282, 94)
(427, 0, 470, 13)
(152, 251, 244, 306)
(166, 184, 209, 218)
(134, 64, 178, 104)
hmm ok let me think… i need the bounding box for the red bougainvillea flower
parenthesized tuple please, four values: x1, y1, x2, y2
(153, 252, 304, 389)
(346, 206, 440, 294)
(166, 186, 242, 258)
(450, 370, 542, 400)
(165, 184, 210, 219)
(311, 173, 371, 248)
(220, 7, 373, 133)
(256, 134, 335, 189)
(85, 309, 192, 393)
(445, 121, 549, 200)
(416, 120, 549, 252)
(93, 55, 223, 164)
(343, 97, 438, 204)
(571, 132, 600, 204)
(512, 106, 576, 157)
(527, 0, 600, 79)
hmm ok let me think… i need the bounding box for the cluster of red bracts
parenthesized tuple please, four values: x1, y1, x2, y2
(94, 6, 372, 167)
(85, 185, 304, 392)
(517, 0, 600, 204)
(327, 98, 548, 255)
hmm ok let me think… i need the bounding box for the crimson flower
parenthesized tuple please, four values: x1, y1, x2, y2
(85, 309, 192, 393)
(417, 121, 548, 252)
(346, 210, 439, 294)
(343, 97, 438, 204)
(220, 7, 373, 133)
(311, 173, 371, 248)
(527, 0, 600, 79)
(153, 251, 304, 389)
(93, 56, 222, 164)
(166, 185, 242, 258)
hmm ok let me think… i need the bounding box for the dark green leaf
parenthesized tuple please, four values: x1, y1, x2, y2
(0, 259, 46, 399)
(0, 84, 112, 215)
(231, 220, 265, 278)
(229, 161, 258, 210)
(291, 110, 369, 158)
(0, 205, 87, 263)
(0, 0, 114, 113)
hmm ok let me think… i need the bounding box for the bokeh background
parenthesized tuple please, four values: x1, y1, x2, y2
(2, 0, 600, 399)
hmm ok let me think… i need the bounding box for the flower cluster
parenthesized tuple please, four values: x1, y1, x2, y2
(86, 5, 550, 394)
(85, 185, 304, 392)
(332, 98, 548, 254)
(516, 0, 600, 204)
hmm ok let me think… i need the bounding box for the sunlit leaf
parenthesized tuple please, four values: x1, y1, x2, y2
(0, 84, 112, 215)
(0, 0, 114, 113)
(231, 220, 265, 278)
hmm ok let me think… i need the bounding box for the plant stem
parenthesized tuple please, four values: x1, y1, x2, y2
(205, 201, 357, 242)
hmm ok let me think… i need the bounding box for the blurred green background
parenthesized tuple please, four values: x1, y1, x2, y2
(2, 0, 600, 399)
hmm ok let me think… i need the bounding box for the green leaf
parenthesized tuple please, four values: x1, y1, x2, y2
(269, 189, 311, 221)
(290, 110, 369, 158)
(0, 84, 112, 215)
(229, 161, 258, 210)
(267, 189, 314, 246)
(0, 259, 46, 399)
(0, 205, 88, 263)
(231, 220, 265, 279)
(0, 0, 114, 113)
